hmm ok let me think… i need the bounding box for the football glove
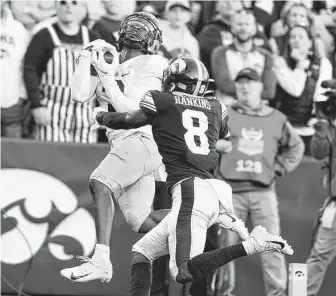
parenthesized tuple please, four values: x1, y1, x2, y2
(83, 39, 108, 52)
(91, 43, 119, 76)
(90, 106, 108, 131)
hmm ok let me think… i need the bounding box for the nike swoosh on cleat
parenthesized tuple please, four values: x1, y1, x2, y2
(228, 215, 236, 223)
(269, 240, 285, 249)
(70, 272, 93, 280)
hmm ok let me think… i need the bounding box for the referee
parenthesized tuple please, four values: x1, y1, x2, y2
(24, 0, 99, 143)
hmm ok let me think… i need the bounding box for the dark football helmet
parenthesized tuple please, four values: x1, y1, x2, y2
(162, 56, 210, 96)
(204, 78, 215, 97)
(117, 12, 162, 54)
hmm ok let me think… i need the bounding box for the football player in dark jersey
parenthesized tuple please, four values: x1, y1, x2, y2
(92, 56, 294, 294)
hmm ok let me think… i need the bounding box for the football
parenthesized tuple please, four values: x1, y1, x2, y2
(86, 47, 114, 76)
(103, 51, 114, 64)
(85, 45, 114, 64)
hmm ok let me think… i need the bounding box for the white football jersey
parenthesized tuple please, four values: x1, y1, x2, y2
(96, 54, 168, 143)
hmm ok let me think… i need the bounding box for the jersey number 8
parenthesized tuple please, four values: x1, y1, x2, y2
(182, 109, 210, 155)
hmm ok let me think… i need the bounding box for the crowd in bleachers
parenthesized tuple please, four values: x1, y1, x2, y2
(1, 0, 336, 151)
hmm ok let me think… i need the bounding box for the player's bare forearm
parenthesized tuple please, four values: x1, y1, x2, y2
(124, 109, 152, 128)
(96, 109, 152, 130)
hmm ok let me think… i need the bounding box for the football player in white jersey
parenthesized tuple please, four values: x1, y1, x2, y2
(60, 12, 169, 283)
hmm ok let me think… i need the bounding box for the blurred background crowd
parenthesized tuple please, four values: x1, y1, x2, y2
(1, 0, 336, 150)
(1, 1, 336, 296)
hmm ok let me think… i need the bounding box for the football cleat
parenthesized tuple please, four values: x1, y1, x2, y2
(60, 256, 113, 283)
(216, 211, 249, 240)
(246, 226, 294, 256)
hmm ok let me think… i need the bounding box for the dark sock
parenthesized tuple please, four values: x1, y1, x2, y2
(129, 262, 152, 296)
(187, 243, 247, 280)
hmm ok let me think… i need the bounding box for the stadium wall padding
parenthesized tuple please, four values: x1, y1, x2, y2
(1, 138, 335, 296)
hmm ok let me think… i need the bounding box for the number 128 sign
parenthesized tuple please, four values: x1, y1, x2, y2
(236, 159, 263, 174)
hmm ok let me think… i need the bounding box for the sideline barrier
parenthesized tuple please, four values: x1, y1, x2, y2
(1, 139, 335, 296)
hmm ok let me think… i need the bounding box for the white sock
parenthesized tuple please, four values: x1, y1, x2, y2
(92, 244, 111, 266)
(242, 241, 253, 256)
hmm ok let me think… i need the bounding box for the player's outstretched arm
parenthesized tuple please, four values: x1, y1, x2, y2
(92, 43, 163, 112)
(92, 90, 158, 129)
(91, 44, 138, 112)
(95, 109, 153, 130)
(71, 49, 99, 103)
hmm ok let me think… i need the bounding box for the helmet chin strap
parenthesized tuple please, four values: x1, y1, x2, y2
(119, 46, 144, 63)
(169, 83, 176, 92)
(119, 48, 127, 63)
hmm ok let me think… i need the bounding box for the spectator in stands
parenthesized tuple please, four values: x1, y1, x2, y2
(270, 1, 334, 58)
(24, 0, 99, 143)
(198, 0, 270, 75)
(191, 0, 217, 35)
(305, 114, 336, 296)
(137, 2, 161, 18)
(243, 0, 284, 38)
(137, 1, 166, 17)
(273, 25, 333, 141)
(215, 67, 304, 296)
(86, 0, 105, 22)
(158, 0, 199, 60)
(30, 0, 87, 36)
(271, 1, 311, 39)
(10, 0, 56, 32)
(1, 0, 29, 138)
(324, 4, 336, 76)
(186, 0, 202, 35)
(211, 10, 276, 106)
(89, 0, 136, 45)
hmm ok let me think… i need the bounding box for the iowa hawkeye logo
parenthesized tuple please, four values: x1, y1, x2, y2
(1, 169, 96, 265)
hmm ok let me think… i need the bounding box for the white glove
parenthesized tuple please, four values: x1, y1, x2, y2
(77, 39, 109, 64)
(91, 43, 119, 77)
(83, 39, 108, 52)
(216, 139, 232, 154)
(216, 211, 249, 240)
(90, 106, 107, 131)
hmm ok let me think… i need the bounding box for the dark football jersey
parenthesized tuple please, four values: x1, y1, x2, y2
(139, 90, 229, 193)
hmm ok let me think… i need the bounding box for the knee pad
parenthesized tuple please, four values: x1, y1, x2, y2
(123, 209, 144, 233)
(132, 242, 151, 262)
(132, 237, 165, 263)
(121, 204, 151, 233)
(89, 170, 121, 193)
(89, 178, 110, 192)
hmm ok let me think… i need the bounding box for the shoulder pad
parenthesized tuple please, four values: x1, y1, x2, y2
(147, 55, 169, 69)
(139, 91, 157, 115)
(219, 101, 228, 120)
(145, 55, 168, 79)
(206, 95, 218, 101)
(136, 55, 168, 79)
